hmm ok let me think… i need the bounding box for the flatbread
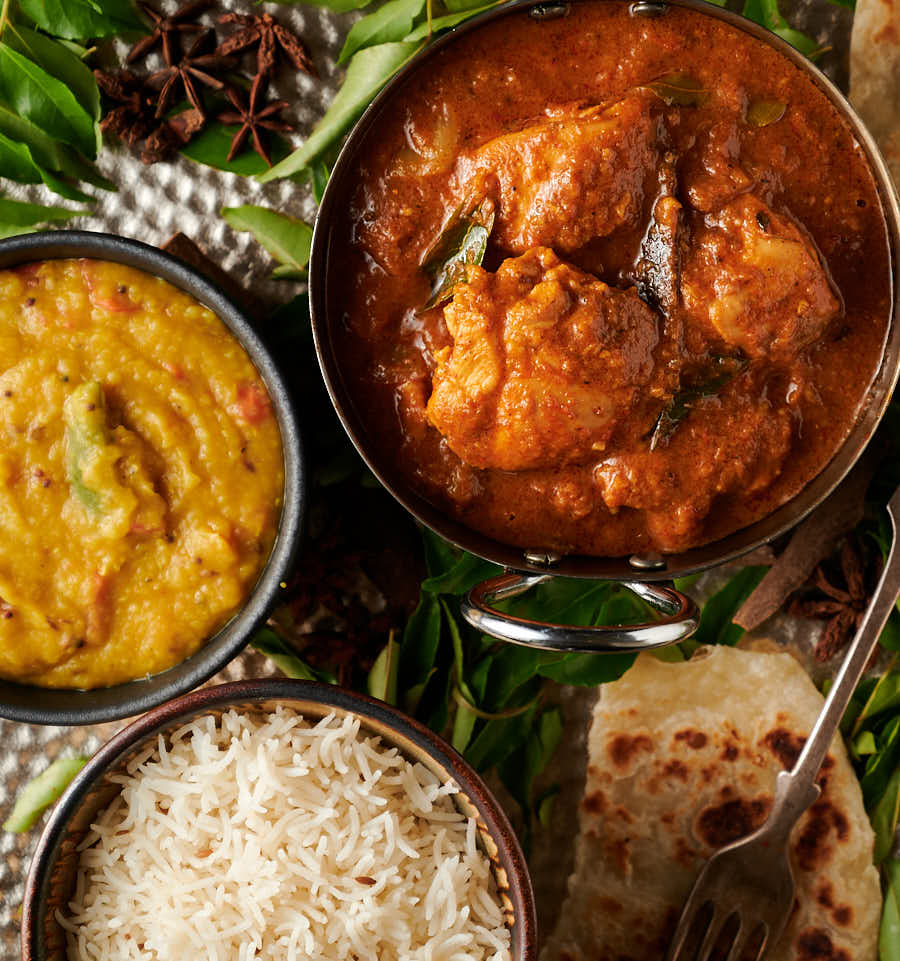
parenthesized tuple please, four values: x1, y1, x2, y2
(850, 0, 900, 187)
(540, 646, 881, 961)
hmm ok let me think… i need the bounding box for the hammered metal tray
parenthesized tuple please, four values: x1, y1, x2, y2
(0, 0, 853, 955)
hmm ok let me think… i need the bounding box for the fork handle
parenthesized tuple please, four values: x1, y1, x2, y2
(773, 487, 900, 829)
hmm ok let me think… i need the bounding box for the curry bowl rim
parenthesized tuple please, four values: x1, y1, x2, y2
(308, 0, 900, 582)
(20, 677, 537, 961)
(0, 229, 306, 725)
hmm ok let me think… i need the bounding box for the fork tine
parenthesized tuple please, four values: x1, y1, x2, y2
(696, 907, 730, 961)
(665, 898, 709, 961)
(723, 921, 751, 961)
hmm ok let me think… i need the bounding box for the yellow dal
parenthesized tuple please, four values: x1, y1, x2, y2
(0, 259, 284, 689)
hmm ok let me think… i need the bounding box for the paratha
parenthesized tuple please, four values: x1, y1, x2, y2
(851, 0, 900, 187)
(540, 646, 881, 961)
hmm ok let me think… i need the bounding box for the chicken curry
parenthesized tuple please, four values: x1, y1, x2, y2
(331, 0, 892, 556)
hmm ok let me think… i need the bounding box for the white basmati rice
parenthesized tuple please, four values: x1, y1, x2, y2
(57, 708, 513, 961)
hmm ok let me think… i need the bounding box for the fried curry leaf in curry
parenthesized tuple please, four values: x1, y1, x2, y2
(420, 199, 495, 309)
(649, 355, 749, 450)
(644, 72, 710, 107)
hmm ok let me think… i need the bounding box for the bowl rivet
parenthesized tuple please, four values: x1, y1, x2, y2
(630, 1, 668, 16)
(529, 2, 570, 19)
(523, 550, 563, 567)
(628, 553, 667, 570)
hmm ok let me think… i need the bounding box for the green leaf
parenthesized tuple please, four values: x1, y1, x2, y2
(741, 0, 819, 56)
(861, 715, 900, 808)
(17, 0, 146, 40)
(872, 766, 900, 864)
(404, 2, 499, 40)
(251, 628, 336, 682)
(465, 702, 538, 771)
(442, 0, 491, 12)
(497, 707, 563, 812)
(3, 756, 88, 832)
(0, 130, 47, 185)
(181, 121, 292, 175)
(0, 195, 86, 234)
(273, 0, 375, 11)
(258, 41, 422, 182)
(399, 590, 442, 691)
(880, 859, 900, 961)
(368, 636, 400, 704)
(422, 527, 462, 578)
(421, 550, 502, 595)
(537, 650, 635, 685)
(881, 612, 900, 652)
(221, 205, 313, 274)
(855, 730, 879, 756)
(693, 566, 769, 647)
(5, 24, 102, 124)
(645, 73, 710, 107)
(311, 160, 330, 204)
(340, 0, 426, 64)
(746, 98, 787, 128)
(404, 667, 436, 715)
(535, 784, 560, 826)
(0, 45, 97, 158)
(421, 200, 494, 309)
(853, 658, 900, 734)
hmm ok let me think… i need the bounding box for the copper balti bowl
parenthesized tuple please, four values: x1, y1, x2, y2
(308, 0, 900, 653)
(21, 680, 537, 961)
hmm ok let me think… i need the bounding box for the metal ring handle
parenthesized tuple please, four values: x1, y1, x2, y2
(461, 572, 700, 652)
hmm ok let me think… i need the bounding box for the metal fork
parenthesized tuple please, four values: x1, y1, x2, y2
(666, 485, 900, 961)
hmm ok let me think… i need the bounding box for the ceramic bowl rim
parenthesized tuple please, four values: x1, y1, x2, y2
(0, 230, 306, 724)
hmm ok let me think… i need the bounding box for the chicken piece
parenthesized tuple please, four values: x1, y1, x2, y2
(453, 93, 658, 255)
(426, 247, 661, 472)
(682, 119, 754, 212)
(681, 195, 841, 359)
(594, 393, 793, 552)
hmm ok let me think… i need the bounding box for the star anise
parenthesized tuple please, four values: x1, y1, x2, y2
(128, 0, 212, 67)
(216, 12, 315, 79)
(217, 76, 293, 166)
(147, 30, 232, 118)
(94, 69, 158, 145)
(789, 535, 874, 661)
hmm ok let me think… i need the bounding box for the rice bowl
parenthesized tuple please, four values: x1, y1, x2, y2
(22, 680, 535, 961)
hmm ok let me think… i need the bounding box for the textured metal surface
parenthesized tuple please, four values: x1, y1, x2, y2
(0, 0, 854, 956)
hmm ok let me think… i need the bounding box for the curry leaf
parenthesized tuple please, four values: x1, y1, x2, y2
(367, 635, 400, 704)
(251, 628, 337, 683)
(3, 757, 88, 832)
(258, 41, 422, 182)
(880, 859, 900, 961)
(645, 73, 710, 107)
(273, 0, 375, 11)
(872, 767, 900, 864)
(421, 200, 495, 309)
(339, 0, 427, 64)
(421, 550, 502, 595)
(741, 0, 819, 57)
(0, 195, 87, 237)
(465, 702, 538, 771)
(17, 0, 145, 40)
(746, 98, 787, 128)
(693, 566, 769, 647)
(442, 0, 492, 12)
(0, 45, 97, 159)
(399, 590, 442, 691)
(650, 356, 747, 449)
(861, 715, 900, 808)
(4, 23, 102, 124)
(404, 2, 500, 40)
(221, 205, 313, 275)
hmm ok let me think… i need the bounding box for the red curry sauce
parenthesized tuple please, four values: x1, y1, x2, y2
(330, 1, 892, 556)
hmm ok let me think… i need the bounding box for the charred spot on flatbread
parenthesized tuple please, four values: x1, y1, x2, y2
(696, 796, 772, 848)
